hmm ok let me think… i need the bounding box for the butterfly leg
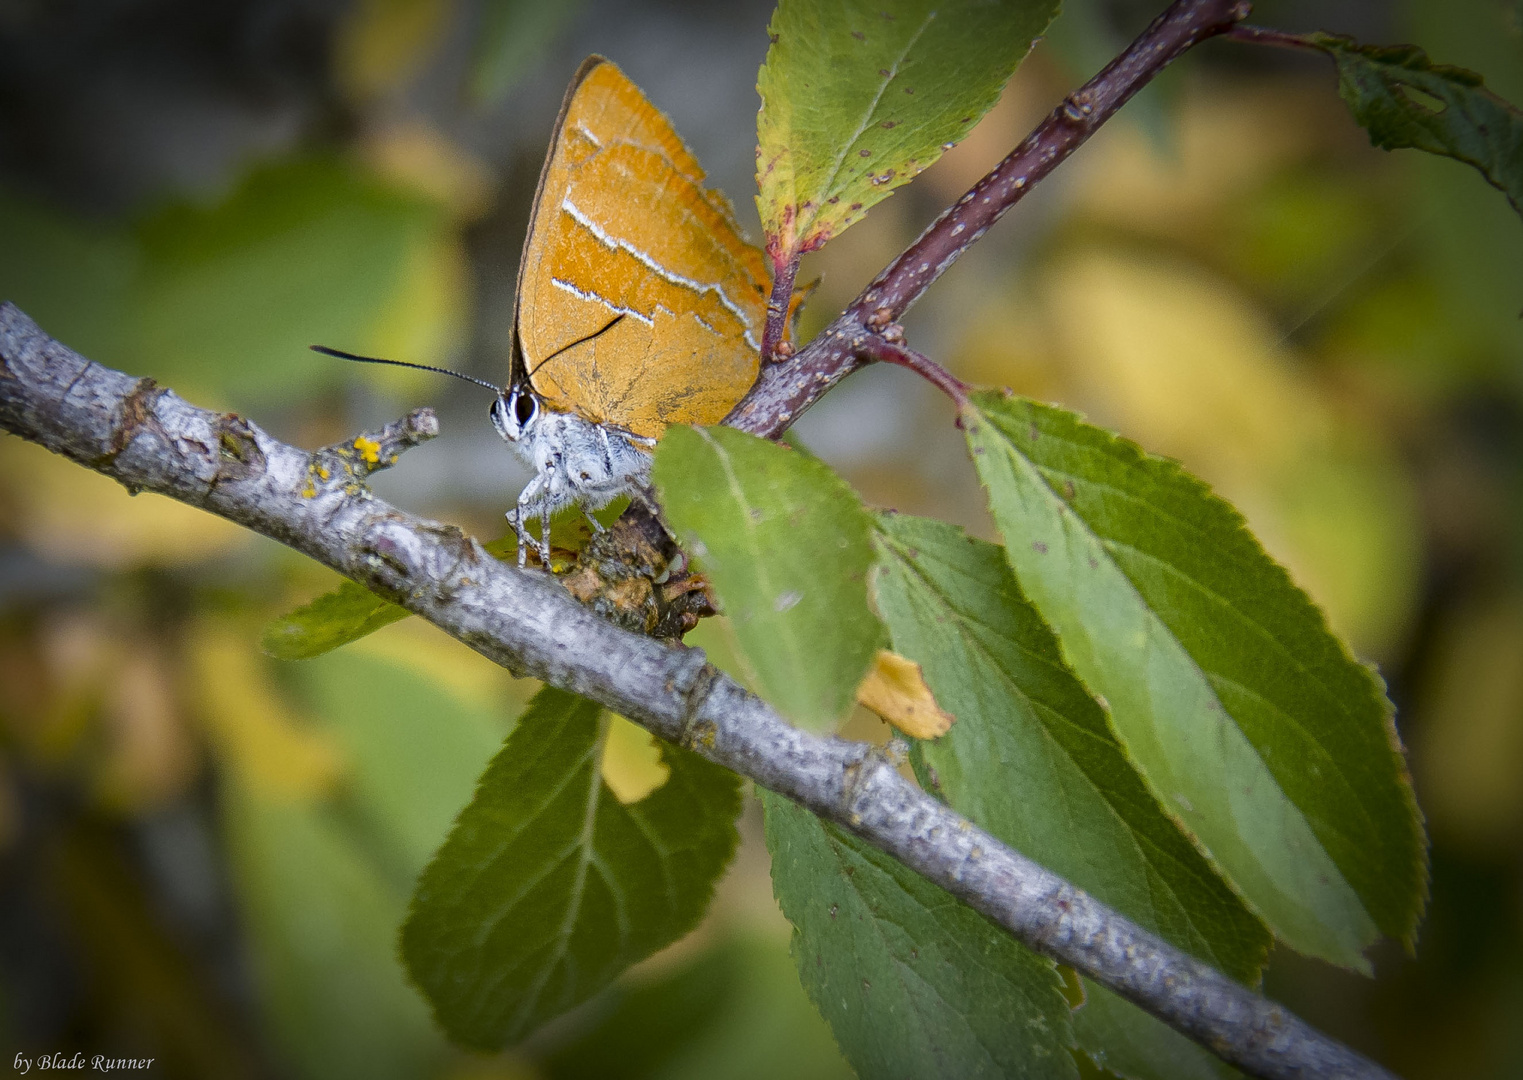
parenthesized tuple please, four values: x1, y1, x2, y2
(508, 503, 530, 569)
(539, 483, 553, 566)
(510, 473, 549, 568)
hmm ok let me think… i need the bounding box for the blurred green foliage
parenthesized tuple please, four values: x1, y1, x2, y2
(0, 158, 464, 407)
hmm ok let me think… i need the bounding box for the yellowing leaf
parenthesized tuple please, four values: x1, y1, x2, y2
(854, 649, 952, 739)
(358, 228, 469, 367)
(600, 714, 672, 804)
(191, 622, 345, 801)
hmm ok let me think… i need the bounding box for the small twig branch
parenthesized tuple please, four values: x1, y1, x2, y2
(1225, 24, 1316, 50)
(0, 303, 1392, 1080)
(726, 0, 1251, 439)
(856, 332, 970, 408)
(760, 252, 801, 364)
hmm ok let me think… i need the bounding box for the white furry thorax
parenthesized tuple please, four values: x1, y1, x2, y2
(490, 386, 653, 564)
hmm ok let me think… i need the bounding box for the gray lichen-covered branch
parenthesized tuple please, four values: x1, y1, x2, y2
(0, 303, 1390, 1080)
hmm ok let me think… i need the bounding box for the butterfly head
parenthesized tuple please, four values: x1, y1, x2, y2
(491, 385, 541, 444)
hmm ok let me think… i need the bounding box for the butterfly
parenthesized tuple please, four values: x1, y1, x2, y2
(319, 57, 795, 567)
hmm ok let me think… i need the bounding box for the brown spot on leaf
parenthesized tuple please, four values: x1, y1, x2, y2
(851, 29, 865, 40)
(1033, 541, 1048, 554)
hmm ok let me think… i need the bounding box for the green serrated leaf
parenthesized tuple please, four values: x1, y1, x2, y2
(962, 391, 1428, 970)
(401, 687, 742, 1049)
(653, 425, 879, 732)
(762, 789, 1078, 1080)
(756, 0, 1058, 257)
(874, 513, 1254, 1079)
(1303, 31, 1523, 220)
(262, 581, 409, 660)
(873, 513, 1271, 984)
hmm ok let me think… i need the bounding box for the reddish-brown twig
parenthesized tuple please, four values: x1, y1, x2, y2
(725, 0, 1252, 439)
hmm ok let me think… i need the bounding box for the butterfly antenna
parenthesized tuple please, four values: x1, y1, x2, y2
(526, 314, 627, 380)
(310, 345, 500, 393)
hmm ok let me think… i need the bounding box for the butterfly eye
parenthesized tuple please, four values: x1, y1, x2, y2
(514, 391, 538, 427)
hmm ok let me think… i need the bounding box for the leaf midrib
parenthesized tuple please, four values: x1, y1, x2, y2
(990, 409, 1391, 856)
(805, 10, 937, 235)
(506, 712, 613, 1034)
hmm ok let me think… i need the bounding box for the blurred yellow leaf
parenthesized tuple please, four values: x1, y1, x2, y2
(0, 438, 249, 569)
(9, 614, 108, 763)
(600, 714, 671, 805)
(359, 118, 495, 220)
(335, 0, 452, 102)
(964, 248, 1421, 659)
(1042, 251, 1323, 479)
(855, 650, 953, 740)
(1068, 85, 1322, 241)
(191, 622, 344, 801)
(1414, 592, 1523, 851)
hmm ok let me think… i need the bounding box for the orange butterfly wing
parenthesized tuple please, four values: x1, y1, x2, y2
(515, 58, 771, 441)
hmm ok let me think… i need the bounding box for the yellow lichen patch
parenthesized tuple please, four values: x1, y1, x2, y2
(855, 650, 953, 740)
(600, 713, 670, 804)
(352, 435, 382, 463)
